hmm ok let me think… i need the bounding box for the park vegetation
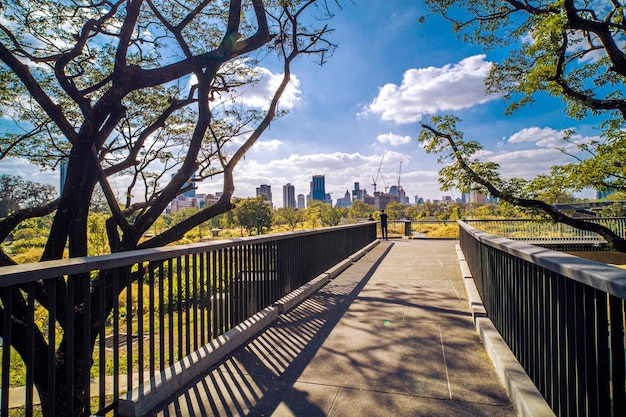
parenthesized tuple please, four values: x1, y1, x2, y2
(0, 1, 338, 415)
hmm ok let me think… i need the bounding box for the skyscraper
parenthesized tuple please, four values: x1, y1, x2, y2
(283, 183, 296, 208)
(256, 184, 273, 207)
(352, 182, 364, 201)
(311, 175, 326, 202)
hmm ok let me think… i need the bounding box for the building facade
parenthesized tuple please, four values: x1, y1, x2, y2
(283, 183, 296, 208)
(256, 184, 273, 207)
(311, 175, 326, 202)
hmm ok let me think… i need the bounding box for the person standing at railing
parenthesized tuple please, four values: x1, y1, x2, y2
(379, 210, 388, 240)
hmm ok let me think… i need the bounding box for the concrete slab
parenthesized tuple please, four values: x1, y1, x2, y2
(148, 240, 519, 417)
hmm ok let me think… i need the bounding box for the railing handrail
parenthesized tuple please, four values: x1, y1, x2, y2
(0, 223, 369, 287)
(458, 220, 626, 417)
(0, 222, 377, 416)
(458, 221, 626, 299)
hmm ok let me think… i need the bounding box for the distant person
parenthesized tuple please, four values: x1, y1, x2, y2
(379, 210, 388, 240)
(368, 213, 375, 221)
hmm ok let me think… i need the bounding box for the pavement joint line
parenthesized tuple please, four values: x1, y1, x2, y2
(438, 324, 453, 401)
(455, 244, 556, 417)
(117, 242, 384, 417)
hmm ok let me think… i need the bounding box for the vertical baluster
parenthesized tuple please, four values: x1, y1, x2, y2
(137, 263, 144, 388)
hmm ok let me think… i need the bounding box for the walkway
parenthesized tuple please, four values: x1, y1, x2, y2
(149, 240, 517, 417)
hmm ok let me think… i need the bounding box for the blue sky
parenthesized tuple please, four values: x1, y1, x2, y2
(227, 0, 600, 207)
(0, 1, 601, 207)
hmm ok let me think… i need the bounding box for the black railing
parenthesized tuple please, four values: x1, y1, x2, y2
(383, 220, 459, 239)
(466, 218, 626, 251)
(459, 221, 626, 417)
(0, 223, 376, 416)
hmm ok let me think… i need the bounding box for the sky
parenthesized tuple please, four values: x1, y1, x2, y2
(0, 1, 601, 208)
(221, 0, 599, 207)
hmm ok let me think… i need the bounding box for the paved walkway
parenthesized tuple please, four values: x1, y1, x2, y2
(149, 240, 516, 417)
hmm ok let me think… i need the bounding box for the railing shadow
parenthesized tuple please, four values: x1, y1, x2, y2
(147, 243, 394, 416)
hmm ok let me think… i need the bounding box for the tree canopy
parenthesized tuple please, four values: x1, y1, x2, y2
(420, 1, 626, 250)
(231, 195, 273, 235)
(0, 174, 57, 218)
(0, 1, 338, 415)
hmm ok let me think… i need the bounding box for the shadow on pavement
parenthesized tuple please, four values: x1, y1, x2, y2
(147, 243, 395, 417)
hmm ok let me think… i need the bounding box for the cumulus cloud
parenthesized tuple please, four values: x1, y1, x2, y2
(189, 66, 301, 110)
(239, 68, 301, 109)
(364, 55, 496, 124)
(507, 126, 564, 148)
(481, 126, 598, 179)
(252, 139, 284, 152)
(507, 126, 590, 151)
(376, 132, 412, 146)
(227, 151, 418, 207)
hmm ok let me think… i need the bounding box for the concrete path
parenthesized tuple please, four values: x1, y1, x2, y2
(149, 240, 517, 417)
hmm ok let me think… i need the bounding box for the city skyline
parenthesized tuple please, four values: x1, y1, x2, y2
(0, 1, 600, 208)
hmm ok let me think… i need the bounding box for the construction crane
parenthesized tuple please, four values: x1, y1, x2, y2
(381, 174, 390, 193)
(372, 153, 385, 193)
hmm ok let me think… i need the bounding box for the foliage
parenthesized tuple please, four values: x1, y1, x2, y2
(275, 206, 306, 230)
(421, 0, 626, 194)
(231, 195, 274, 236)
(419, 1, 626, 251)
(419, 115, 626, 251)
(0, 174, 57, 218)
(306, 200, 345, 227)
(347, 200, 375, 220)
(0, 1, 339, 415)
(383, 202, 405, 220)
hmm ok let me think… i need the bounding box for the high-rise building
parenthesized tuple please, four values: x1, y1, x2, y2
(60, 159, 68, 195)
(336, 190, 351, 208)
(183, 173, 197, 198)
(283, 183, 296, 208)
(596, 189, 615, 200)
(256, 184, 273, 207)
(311, 175, 326, 202)
(352, 182, 364, 201)
(171, 172, 198, 198)
(297, 194, 305, 209)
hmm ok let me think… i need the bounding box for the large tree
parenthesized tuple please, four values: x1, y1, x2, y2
(421, 1, 626, 249)
(0, 1, 336, 415)
(0, 174, 57, 218)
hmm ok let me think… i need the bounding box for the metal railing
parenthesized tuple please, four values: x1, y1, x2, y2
(465, 218, 626, 251)
(384, 220, 459, 239)
(0, 223, 376, 416)
(459, 221, 626, 417)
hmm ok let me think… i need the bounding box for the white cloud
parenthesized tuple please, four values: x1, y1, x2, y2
(376, 132, 412, 146)
(490, 148, 566, 178)
(188, 66, 301, 110)
(477, 126, 599, 179)
(0, 158, 60, 190)
(252, 139, 284, 152)
(364, 55, 496, 124)
(507, 126, 564, 148)
(239, 68, 301, 109)
(507, 126, 591, 151)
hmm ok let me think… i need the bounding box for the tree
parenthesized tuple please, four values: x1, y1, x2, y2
(383, 201, 405, 220)
(232, 195, 273, 236)
(306, 200, 345, 227)
(275, 206, 306, 230)
(0, 174, 57, 218)
(419, 115, 626, 251)
(420, 1, 626, 250)
(347, 200, 375, 220)
(0, 1, 337, 415)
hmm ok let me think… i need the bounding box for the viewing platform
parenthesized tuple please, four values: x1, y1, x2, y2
(145, 240, 522, 416)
